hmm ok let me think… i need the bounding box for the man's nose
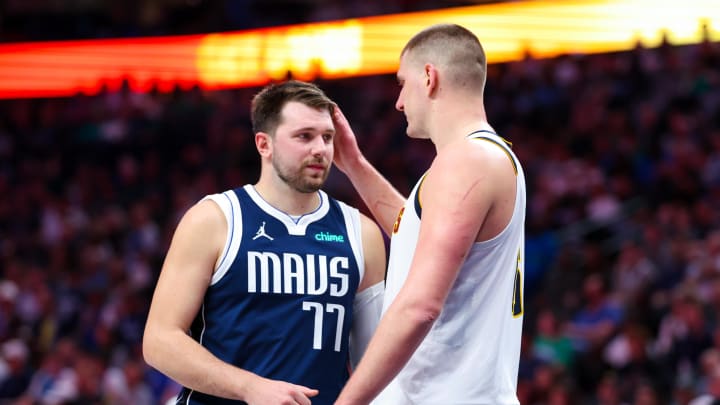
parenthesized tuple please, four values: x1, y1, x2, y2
(310, 137, 328, 155)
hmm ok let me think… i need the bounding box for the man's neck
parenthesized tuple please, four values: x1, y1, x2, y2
(253, 181, 321, 216)
(428, 98, 490, 151)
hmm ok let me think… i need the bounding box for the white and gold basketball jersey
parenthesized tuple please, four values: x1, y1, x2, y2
(375, 130, 525, 405)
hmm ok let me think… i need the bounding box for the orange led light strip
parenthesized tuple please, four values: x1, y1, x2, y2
(0, 0, 717, 99)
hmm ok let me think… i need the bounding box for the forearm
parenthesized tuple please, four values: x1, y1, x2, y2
(143, 328, 255, 400)
(337, 301, 435, 404)
(344, 155, 405, 235)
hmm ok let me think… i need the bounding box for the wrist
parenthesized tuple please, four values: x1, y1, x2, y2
(234, 369, 260, 401)
(335, 397, 368, 405)
(345, 154, 372, 178)
(335, 386, 371, 405)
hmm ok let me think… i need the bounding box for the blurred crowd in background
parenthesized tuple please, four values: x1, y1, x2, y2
(0, 0, 504, 43)
(1, 1, 720, 405)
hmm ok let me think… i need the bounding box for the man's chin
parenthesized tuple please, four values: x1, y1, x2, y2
(298, 181, 324, 193)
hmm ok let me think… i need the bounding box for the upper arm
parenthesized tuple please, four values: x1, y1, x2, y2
(349, 213, 386, 367)
(396, 144, 499, 311)
(358, 213, 386, 292)
(145, 200, 227, 336)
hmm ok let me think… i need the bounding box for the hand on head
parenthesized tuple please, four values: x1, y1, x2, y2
(331, 106, 363, 174)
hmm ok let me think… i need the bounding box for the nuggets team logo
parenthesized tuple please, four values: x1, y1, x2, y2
(392, 207, 405, 234)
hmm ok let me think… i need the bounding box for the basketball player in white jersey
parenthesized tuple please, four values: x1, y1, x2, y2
(333, 24, 526, 404)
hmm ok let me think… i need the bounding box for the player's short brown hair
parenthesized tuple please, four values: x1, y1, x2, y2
(251, 80, 335, 136)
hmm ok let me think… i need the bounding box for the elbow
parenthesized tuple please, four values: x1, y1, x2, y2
(142, 336, 153, 367)
(142, 328, 160, 369)
(400, 300, 443, 328)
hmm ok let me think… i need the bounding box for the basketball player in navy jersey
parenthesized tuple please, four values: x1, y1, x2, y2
(332, 24, 526, 404)
(143, 80, 386, 405)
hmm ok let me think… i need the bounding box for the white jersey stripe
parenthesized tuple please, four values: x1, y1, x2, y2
(203, 191, 243, 285)
(338, 201, 365, 285)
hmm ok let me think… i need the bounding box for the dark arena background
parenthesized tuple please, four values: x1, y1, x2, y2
(0, 0, 719, 404)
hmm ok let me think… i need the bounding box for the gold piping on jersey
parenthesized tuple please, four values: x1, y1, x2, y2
(470, 136, 518, 176)
(414, 173, 428, 218)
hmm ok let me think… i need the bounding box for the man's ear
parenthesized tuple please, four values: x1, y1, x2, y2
(425, 63, 438, 95)
(256, 132, 272, 157)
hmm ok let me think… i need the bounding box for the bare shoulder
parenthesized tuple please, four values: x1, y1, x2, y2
(421, 136, 516, 222)
(169, 198, 228, 255)
(359, 212, 384, 253)
(359, 211, 382, 233)
(179, 198, 226, 231)
(433, 136, 515, 177)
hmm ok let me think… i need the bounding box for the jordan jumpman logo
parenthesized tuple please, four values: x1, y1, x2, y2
(253, 221, 274, 241)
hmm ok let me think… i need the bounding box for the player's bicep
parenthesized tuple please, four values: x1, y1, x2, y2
(401, 151, 492, 306)
(146, 201, 226, 332)
(424, 149, 492, 240)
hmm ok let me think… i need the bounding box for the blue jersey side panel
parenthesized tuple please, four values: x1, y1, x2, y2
(178, 186, 361, 405)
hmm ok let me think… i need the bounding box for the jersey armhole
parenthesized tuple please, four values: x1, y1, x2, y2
(202, 191, 243, 285)
(338, 202, 365, 286)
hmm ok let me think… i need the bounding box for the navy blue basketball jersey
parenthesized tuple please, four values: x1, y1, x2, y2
(177, 185, 365, 405)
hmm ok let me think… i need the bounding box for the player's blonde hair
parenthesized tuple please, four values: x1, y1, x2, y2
(401, 24, 487, 94)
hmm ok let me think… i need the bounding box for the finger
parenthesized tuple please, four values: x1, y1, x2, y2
(293, 392, 312, 405)
(293, 384, 319, 397)
(333, 106, 348, 124)
(304, 388, 319, 397)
